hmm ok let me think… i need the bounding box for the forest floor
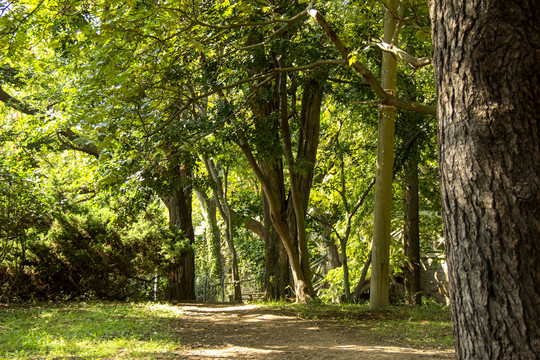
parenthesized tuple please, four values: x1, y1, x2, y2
(0, 301, 455, 359)
(166, 302, 454, 360)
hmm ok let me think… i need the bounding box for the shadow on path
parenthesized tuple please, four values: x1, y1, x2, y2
(166, 303, 453, 360)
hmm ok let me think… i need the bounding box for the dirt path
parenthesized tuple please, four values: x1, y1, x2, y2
(165, 303, 454, 360)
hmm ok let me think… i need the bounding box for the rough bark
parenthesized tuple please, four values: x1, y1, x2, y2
(163, 162, 196, 301)
(431, 1, 540, 358)
(240, 65, 324, 302)
(262, 191, 290, 299)
(403, 140, 421, 305)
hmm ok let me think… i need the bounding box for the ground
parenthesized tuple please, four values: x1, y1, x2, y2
(168, 303, 454, 360)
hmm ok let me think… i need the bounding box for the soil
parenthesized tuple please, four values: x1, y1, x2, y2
(164, 303, 454, 360)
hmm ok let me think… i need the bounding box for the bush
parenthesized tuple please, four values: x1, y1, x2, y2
(2, 197, 184, 302)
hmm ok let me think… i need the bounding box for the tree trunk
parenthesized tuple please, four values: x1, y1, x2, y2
(194, 188, 223, 280)
(325, 235, 342, 271)
(222, 168, 242, 303)
(262, 191, 290, 299)
(203, 159, 242, 302)
(278, 60, 315, 299)
(163, 162, 196, 301)
(370, 0, 400, 308)
(339, 236, 351, 301)
(431, 1, 540, 358)
(239, 68, 325, 302)
(239, 24, 326, 302)
(403, 139, 422, 305)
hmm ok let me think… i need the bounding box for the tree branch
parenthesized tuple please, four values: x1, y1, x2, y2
(150, 59, 343, 137)
(0, 85, 102, 158)
(307, 8, 436, 116)
(178, 8, 309, 31)
(57, 129, 100, 159)
(0, 86, 39, 115)
(373, 41, 431, 68)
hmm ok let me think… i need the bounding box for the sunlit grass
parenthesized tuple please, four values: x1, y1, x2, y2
(1, 300, 454, 359)
(0, 302, 184, 359)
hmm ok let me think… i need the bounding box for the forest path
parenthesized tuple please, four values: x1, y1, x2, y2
(166, 303, 454, 360)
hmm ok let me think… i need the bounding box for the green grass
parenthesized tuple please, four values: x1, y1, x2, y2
(0, 300, 454, 359)
(262, 300, 454, 350)
(0, 302, 183, 359)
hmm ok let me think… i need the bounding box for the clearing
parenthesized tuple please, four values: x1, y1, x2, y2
(165, 302, 454, 359)
(0, 301, 454, 359)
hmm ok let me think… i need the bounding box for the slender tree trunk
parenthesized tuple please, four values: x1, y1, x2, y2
(194, 189, 223, 280)
(431, 1, 540, 358)
(403, 139, 421, 305)
(339, 236, 351, 301)
(353, 250, 372, 300)
(370, 0, 400, 308)
(203, 159, 242, 302)
(222, 168, 242, 303)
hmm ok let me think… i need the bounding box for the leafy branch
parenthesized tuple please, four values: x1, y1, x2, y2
(307, 8, 436, 116)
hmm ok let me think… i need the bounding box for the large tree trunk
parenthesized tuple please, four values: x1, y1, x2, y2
(431, 1, 540, 358)
(262, 192, 290, 299)
(163, 162, 196, 301)
(240, 68, 325, 302)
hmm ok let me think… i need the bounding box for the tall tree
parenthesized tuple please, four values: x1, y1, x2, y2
(161, 155, 196, 301)
(402, 131, 421, 305)
(203, 158, 242, 302)
(370, 0, 401, 308)
(431, 1, 540, 358)
(309, 1, 435, 307)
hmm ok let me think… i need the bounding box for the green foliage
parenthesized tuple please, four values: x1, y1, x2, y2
(17, 199, 178, 301)
(0, 138, 51, 301)
(0, 0, 442, 305)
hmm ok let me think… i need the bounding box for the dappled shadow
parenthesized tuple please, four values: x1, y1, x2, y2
(0, 302, 453, 359)
(0, 302, 183, 358)
(165, 303, 454, 360)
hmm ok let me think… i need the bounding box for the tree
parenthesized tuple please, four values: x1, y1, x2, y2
(202, 158, 243, 302)
(0, 153, 49, 301)
(369, 0, 401, 309)
(309, 1, 436, 307)
(430, 1, 540, 358)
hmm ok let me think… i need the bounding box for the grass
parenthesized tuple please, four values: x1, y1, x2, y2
(0, 300, 454, 359)
(262, 300, 454, 350)
(0, 301, 184, 359)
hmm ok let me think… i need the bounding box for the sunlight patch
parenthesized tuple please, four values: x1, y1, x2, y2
(187, 345, 277, 357)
